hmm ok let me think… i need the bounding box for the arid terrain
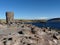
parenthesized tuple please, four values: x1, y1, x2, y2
(0, 23, 60, 45)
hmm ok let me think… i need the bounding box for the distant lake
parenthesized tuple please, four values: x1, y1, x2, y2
(25, 22, 60, 29)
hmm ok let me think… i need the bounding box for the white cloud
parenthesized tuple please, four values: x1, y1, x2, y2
(39, 17, 48, 19)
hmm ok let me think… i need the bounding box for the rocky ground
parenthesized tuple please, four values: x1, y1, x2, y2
(0, 24, 60, 45)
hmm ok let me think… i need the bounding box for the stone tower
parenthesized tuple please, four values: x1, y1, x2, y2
(6, 12, 14, 24)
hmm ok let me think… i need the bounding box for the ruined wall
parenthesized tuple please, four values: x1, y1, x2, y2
(6, 12, 14, 24)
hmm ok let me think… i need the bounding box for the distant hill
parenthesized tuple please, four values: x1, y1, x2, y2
(47, 18, 60, 22)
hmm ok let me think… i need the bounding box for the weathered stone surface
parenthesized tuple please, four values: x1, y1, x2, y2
(0, 24, 60, 45)
(6, 12, 14, 24)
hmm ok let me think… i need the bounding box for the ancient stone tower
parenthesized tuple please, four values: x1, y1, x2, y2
(6, 12, 14, 24)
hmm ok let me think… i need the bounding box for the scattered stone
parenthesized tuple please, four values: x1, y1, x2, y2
(0, 24, 60, 45)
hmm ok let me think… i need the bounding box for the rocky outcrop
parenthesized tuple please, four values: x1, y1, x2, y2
(0, 24, 60, 45)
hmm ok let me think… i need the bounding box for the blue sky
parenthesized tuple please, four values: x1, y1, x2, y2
(0, 0, 60, 19)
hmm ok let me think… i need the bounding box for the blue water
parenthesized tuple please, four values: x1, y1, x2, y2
(31, 22, 46, 27)
(26, 22, 60, 29)
(46, 22, 60, 29)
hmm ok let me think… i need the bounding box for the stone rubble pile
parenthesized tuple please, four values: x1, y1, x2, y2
(0, 24, 60, 45)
